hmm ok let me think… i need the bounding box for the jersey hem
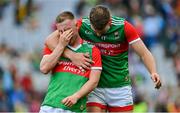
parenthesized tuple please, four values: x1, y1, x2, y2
(41, 103, 83, 112)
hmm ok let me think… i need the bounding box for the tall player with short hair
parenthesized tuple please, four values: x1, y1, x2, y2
(39, 11, 102, 112)
(45, 5, 162, 112)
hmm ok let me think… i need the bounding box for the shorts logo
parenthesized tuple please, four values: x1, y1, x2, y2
(126, 102, 133, 105)
(125, 76, 129, 82)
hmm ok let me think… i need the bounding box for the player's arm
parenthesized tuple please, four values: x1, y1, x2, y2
(45, 30, 76, 60)
(40, 29, 73, 74)
(44, 30, 59, 50)
(131, 40, 161, 89)
(45, 28, 93, 69)
(62, 47, 102, 107)
(62, 70, 101, 107)
(125, 21, 162, 89)
(45, 19, 82, 50)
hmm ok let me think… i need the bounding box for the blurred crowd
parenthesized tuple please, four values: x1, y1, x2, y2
(0, 0, 43, 111)
(0, 0, 180, 112)
(0, 42, 44, 112)
(76, 0, 180, 57)
(0, 0, 39, 29)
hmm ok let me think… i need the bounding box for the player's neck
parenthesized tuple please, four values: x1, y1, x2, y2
(69, 35, 81, 48)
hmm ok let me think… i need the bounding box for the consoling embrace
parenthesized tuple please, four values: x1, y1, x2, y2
(39, 5, 162, 113)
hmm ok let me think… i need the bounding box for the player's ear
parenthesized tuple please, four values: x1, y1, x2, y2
(75, 20, 78, 28)
(75, 20, 81, 31)
(56, 23, 60, 28)
(108, 19, 111, 26)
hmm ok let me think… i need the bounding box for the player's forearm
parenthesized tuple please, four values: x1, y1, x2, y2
(45, 30, 59, 51)
(63, 48, 75, 60)
(131, 40, 157, 75)
(40, 45, 65, 74)
(45, 31, 75, 60)
(141, 50, 157, 75)
(73, 71, 101, 100)
(73, 80, 98, 100)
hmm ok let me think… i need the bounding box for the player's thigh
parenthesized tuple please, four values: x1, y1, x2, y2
(87, 106, 106, 112)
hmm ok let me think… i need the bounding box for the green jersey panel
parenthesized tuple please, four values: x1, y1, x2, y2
(80, 16, 125, 43)
(79, 16, 131, 88)
(42, 43, 97, 112)
(42, 72, 88, 112)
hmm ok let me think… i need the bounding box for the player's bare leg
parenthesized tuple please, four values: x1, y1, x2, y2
(87, 106, 106, 112)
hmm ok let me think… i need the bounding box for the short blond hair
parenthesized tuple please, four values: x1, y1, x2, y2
(56, 11, 74, 23)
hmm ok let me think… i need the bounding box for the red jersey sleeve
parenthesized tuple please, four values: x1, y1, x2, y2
(43, 46, 52, 55)
(124, 21, 140, 44)
(91, 46, 102, 70)
(76, 18, 84, 44)
(76, 18, 82, 31)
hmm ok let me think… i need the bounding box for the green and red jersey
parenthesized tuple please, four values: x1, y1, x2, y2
(77, 16, 140, 88)
(42, 43, 102, 112)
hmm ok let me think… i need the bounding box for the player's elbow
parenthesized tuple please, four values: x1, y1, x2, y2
(91, 81, 99, 88)
(40, 65, 50, 74)
(44, 38, 49, 47)
(94, 81, 99, 87)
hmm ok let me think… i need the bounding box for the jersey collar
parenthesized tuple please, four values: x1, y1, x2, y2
(67, 44, 82, 51)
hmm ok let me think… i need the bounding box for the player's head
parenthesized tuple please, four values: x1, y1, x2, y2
(55, 11, 76, 32)
(89, 5, 111, 36)
(55, 11, 79, 45)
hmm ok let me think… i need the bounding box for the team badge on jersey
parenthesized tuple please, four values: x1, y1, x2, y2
(80, 104, 84, 111)
(114, 31, 120, 39)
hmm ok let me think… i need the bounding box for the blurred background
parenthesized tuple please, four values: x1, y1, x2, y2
(0, 0, 179, 112)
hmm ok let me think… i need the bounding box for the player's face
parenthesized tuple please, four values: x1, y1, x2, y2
(56, 19, 78, 36)
(56, 20, 72, 32)
(56, 19, 79, 45)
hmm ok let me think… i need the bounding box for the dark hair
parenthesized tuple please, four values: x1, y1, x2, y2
(89, 5, 110, 30)
(56, 11, 74, 23)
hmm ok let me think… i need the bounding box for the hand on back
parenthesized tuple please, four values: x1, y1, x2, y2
(71, 52, 94, 70)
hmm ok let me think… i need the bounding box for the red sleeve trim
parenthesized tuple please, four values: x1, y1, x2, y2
(124, 21, 140, 44)
(91, 46, 102, 68)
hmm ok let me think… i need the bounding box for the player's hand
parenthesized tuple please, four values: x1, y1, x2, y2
(151, 73, 162, 89)
(58, 29, 73, 47)
(70, 52, 94, 70)
(61, 94, 79, 107)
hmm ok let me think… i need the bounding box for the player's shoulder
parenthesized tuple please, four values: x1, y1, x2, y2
(111, 16, 125, 26)
(81, 17, 91, 25)
(82, 42, 94, 49)
(83, 42, 100, 52)
(107, 16, 126, 33)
